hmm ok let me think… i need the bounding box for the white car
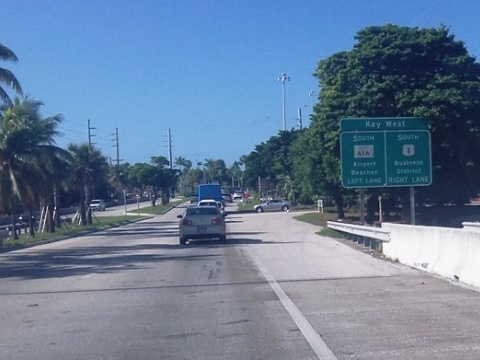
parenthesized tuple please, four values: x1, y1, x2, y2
(90, 199, 106, 211)
(198, 199, 225, 213)
(232, 191, 243, 200)
(177, 205, 227, 245)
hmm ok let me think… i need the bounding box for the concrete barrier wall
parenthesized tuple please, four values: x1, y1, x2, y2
(381, 223, 480, 288)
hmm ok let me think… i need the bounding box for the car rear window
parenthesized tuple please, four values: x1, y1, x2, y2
(187, 207, 218, 216)
(199, 202, 216, 206)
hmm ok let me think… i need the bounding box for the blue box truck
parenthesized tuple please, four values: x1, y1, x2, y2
(197, 184, 223, 202)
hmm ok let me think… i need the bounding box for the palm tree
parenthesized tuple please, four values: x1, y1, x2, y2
(174, 156, 192, 195)
(67, 143, 108, 225)
(174, 156, 192, 172)
(0, 43, 23, 107)
(0, 97, 68, 238)
(68, 144, 91, 226)
(229, 161, 243, 188)
(108, 163, 130, 198)
(151, 156, 181, 204)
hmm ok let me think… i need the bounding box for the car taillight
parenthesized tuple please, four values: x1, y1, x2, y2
(182, 218, 193, 225)
(211, 217, 223, 225)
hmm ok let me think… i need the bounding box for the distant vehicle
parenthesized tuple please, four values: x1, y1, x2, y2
(177, 205, 227, 245)
(90, 199, 106, 211)
(232, 190, 243, 200)
(222, 193, 232, 203)
(190, 195, 198, 203)
(253, 199, 292, 213)
(198, 199, 217, 206)
(197, 184, 223, 202)
(198, 199, 225, 213)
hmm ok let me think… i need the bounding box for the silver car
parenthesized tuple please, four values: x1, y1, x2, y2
(232, 191, 243, 200)
(90, 199, 106, 211)
(177, 205, 227, 245)
(253, 199, 292, 213)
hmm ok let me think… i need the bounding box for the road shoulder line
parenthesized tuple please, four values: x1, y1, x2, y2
(246, 248, 337, 360)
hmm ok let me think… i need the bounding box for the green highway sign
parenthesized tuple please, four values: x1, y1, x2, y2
(340, 131, 386, 187)
(385, 130, 432, 186)
(340, 117, 429, 131)
(341, 129, 432, 188)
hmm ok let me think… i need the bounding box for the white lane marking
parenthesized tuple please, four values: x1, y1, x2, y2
(246, 248, 337, 360)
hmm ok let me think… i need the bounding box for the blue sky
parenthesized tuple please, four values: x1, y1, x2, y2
(2, 0, 480, 167)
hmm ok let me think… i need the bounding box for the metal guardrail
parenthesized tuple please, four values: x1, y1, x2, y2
(327, 221, 390, 241)
(327, 221, 390, 251)
(462, 222, 480, 232)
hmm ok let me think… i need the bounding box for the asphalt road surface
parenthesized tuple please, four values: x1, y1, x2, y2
(1, 201, 480, 359)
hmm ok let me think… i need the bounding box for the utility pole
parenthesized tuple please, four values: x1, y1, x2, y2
(297, 108, 302, 130)
(167, 128, 173, 170)
(87, 119, 96, 202)
(88, 119, 96, 150)
(111, 127, 122, 166)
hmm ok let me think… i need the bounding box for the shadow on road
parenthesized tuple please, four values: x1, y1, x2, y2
(0, 219, 278, 283)
(0, 243, 222, 282)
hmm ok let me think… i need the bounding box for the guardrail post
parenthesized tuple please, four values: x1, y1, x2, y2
(364, 237, 370, 248)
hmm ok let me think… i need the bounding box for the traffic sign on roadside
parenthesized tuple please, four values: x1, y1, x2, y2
(340, 118, 432, 188)
(385, 130, 431, 186)
(340, 131, 386, 187)
(340, 117, 429, 131)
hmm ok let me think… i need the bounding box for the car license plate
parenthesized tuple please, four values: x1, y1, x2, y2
(197, 226, 207, 234)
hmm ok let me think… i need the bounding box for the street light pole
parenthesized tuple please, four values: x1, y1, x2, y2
(278, 73, 290, 131)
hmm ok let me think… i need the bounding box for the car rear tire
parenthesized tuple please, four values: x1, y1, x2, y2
(179, 237, 187, 245)
(255, 207, 263, 213)
(281, 205, 289, 212)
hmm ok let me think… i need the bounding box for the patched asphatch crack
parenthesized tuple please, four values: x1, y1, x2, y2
(208, 268, 220, 280)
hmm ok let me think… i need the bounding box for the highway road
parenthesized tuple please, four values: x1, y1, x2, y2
(1, 201, 480, 359)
